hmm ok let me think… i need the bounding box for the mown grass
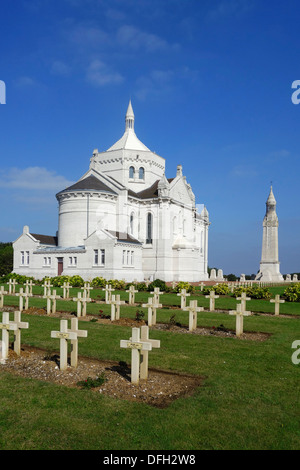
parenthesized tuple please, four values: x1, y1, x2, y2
(0, 287, 299, 450)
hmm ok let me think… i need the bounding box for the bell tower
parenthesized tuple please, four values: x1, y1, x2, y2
(256, 186, 283, 282)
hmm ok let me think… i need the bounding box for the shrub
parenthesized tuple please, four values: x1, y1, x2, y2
(175, 281, 194, 294)
(232, 285, 271, 300)
(69, 275, 84, 287)
(283, 284, 300, 302)
(147, 279, 166, 292)
(107, 279, 126, 290)
(203, 284, 230, 296)
(91, 277, 107, 288)
(50, 275, 71, 287)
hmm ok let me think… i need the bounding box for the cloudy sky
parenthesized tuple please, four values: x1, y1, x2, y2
(0, 0, 299, 275)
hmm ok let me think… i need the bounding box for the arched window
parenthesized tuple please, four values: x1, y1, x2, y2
(146, 212, 152, 244)
(129, 166, 135, 179)
(130, 212, 134, 235)
(139, 167, 145, 180)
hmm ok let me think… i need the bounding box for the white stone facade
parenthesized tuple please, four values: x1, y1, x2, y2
(13, 102, 210, 282)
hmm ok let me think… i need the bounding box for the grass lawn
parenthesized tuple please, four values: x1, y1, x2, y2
(0, 287, 299, 450)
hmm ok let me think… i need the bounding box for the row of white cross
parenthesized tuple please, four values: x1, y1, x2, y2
(0, 283, 286, 334)
(0, 310, 159, 385)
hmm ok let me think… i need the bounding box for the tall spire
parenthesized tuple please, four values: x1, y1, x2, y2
(125, 100, 135, 132)
(266, 185, 276, 207)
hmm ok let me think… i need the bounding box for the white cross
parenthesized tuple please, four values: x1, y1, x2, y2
(236, 292, 251, 313)
(72, 292, 91, 317)
(8, 279, 17, 294)
(25, 279, 35, 295)
(199, 282, 205, 292)
(205, 290, 219, 311)
(62, 281, 71, 299)
(270, 295, 285, 316)
(151, 298, 162, 326)
(67, 318, 88, 368)
(120, 327, 152, 385)
(102, 284, 115, 303)
(16, 288, 31, 311)
(183, 300, 203, 331)
(51, 319, 78, 371)
(82, 282, 93, 298)
(0, 286, 8, 308)
(140, 325, 160, 380)
(126, 285, 138, 305)
(150, 287, 164, 304)
(11, 311, 29, 355)
(108, 294, 125, 321)
(229, 303, 252, 337)
(44, 289, 60, 315)
(177, 288, 190, 309)
(0, 312, 17, 361)
(142, 297, 155, 326)
(42, 279, 53, 297)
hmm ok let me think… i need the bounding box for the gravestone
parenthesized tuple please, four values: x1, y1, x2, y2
(12, 311, 29, 355)
(177, 288, 190, 309)
(150, 287, 164, 304)
(142, 297, 155, 326)
(0, 286, 8, 308)
(182, 300, 203, 331)
(16, 288, 31, 311)
(62, 281, 71, 299)
(140, 326, 160, 380)
(72, 292, 91, 317)
(109, 294, 125, 321)
(120, 327, 152, 385)
(102, 284, 115, 303)
(8, 279, 17, 294)
(126, 285, 138, 305)
(229, 303, 252, 337)
(270, 295, 285, 316)
(205, 290, 219, 311)
(51, 319, 78, 371)
(44, 289, 60, 315)
(67, 318, 88, 368)
(0, 312, 17, 360)
(236, 292, 251, 313)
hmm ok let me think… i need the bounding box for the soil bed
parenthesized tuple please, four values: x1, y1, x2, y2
(1, 346, 203, 408)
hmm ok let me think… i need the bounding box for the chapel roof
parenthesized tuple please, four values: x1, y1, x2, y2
(106, 230, 142, 245)
(56, 174, 117, 196)
(128, 178, 174, 200)
(31, 234, 58, 246)
(106, 101, 150, 152)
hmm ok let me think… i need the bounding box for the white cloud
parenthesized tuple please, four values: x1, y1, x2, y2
(116, 25, 172, 52)
(86, 59, 124, 87)
(207, 0, 254, 21)
(51, 60, 71, 76)
(0, 167, 74, 191)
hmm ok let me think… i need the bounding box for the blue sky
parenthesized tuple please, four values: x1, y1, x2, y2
(0, 0, 299, 276)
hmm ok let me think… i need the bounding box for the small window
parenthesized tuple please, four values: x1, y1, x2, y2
(94, 249, 99, 265)
(139, 167, 145, 180)
(69, 256, 77, 266)
(131, 251, 134, 266)
(100, 249, 105, 265)
(21, 251, 29, 265)
(129, 166, 135, 179)
(130, 213, 134, 235)
(146, 213, 152, 244)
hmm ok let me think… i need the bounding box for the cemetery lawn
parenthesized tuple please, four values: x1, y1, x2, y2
(0, 291, 299, 450)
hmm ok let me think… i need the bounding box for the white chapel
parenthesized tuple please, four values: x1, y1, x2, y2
(13, 102, 210, 282)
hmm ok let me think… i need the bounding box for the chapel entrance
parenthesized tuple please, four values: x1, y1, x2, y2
(57, 258, 64, 276)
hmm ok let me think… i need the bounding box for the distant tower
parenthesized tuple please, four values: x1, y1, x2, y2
(256, 186, 283, 282)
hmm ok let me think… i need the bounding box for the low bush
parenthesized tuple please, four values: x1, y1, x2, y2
(283, 284, 300, 302)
